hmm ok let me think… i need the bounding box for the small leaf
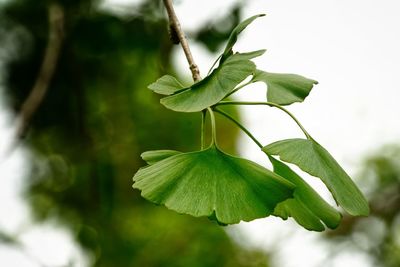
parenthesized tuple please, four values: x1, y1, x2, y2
(133, 146, 295, 224)
(161, 52, 258, 112)
(141, 150, 181, 165)
(263, 138, 370, 216)
(252, 70, 318, 105)
(148, 75, 185, 95)
(231, 49, 266, 61)
(222, 14, 265, 61)
(269, 156, 341, 231)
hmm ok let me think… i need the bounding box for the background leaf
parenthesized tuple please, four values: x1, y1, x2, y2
(269, 156, 342, 231)
(252, 70, 318, 105)
(263, 138, 370, 216)
(133, 146, 295, 224)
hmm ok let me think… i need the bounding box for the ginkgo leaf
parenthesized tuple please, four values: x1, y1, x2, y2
(148, 75, 185, 95)
(160, 51, 262, 112)
(251, 70, 318, 105)
(263, 139, 370, 216)
(133, 145, 295, 224)
(269, 156, 341, 231)
(222, 14, 265, 61)
(141, 150, 181, 165)
(231, 49, 266, 61)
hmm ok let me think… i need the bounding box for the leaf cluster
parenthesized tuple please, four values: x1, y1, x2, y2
(133, 15, 369, 231)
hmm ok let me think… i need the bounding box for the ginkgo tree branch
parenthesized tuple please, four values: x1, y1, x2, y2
(16, 3, 64, 139)
(162, 0, 201, 82)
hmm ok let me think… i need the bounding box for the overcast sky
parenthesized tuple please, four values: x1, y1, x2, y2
(1, 0, 400, 266)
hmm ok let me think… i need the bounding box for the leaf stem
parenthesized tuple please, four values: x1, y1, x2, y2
(207, 107, 217, 145)
(163, 0, 201, 82)
(215, 101, 312, 139)
(201, 110, 206, 149)
(224, 80, 253, 99)
(214, 108, 263, 149)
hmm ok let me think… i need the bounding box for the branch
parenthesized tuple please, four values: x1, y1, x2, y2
(162, 0, 201, 82)
(15, 3, 64, 139)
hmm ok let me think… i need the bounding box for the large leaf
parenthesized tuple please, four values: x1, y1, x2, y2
(269, 156, 341, 231)
(252, 70, 318, 105)
(263, 138, 369, 216)
(222, 14, 265, 61)
(160, 51, 262, 112)
(148, 75, 185, 95)
(133, 146, 295, 224)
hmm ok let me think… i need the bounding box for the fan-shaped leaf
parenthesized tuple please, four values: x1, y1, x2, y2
(252, 70, 318, 105)
(263, 139, 369, 216)
(133, 146, 295, 224)
(160, 52, 261, 112)
(222, 14, 265, 61)
(148, 75, 185, 95)
(269, 156, 341, 231)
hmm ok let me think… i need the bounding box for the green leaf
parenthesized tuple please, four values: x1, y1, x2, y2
(133, 146, 295, 224)
(141, 150, 181, 165)
(252, 70, 318, 105)
(222, 14, 266, 61)
(161, 52, 259, 112)
(263, 139, 369, 216)
(148, 75, 185, 95)
(269, 156, 341, 231)
(230, 49, 266, 61)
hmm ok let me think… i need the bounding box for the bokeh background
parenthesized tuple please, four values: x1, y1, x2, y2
(0, 0, 399, 267)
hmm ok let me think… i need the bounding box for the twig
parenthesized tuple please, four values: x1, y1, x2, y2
(15, 3, 64, 139)
(162, 0, 201, 82)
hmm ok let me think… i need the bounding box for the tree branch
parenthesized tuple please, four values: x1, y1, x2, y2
(15, 3, 64, 139)
(162, 0, 201, 82)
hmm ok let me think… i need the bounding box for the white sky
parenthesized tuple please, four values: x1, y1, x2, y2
(2, 0, 400, 266)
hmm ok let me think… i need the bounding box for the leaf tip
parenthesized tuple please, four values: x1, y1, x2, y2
(259, 48, 267, 54)
(147, 83, 155, 91)
(357, 203, 370, 217)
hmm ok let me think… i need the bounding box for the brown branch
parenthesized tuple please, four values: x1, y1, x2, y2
(15, 3, 64, 139)
(162, 0, 201, 82)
